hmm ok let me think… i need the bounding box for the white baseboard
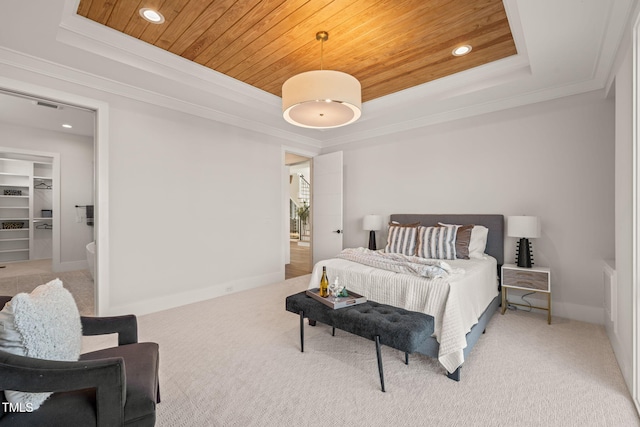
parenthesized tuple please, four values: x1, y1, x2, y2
(505, 294, 604, 324)
(553, 300, 605, 324)
(106, 271, 284, 316)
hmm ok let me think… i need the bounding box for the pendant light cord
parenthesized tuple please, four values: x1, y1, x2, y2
(316, 31, 329, 71)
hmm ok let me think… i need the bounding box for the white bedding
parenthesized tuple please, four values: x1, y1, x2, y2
(308, 253, 499, 373)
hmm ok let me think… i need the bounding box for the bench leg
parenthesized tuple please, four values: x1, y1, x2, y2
(405, 352, 409, 365)
(332, 327, 335, 337)
(375, 335, 385, 392)
(446, 367, 461, 381)
(299, 311, 304, 353)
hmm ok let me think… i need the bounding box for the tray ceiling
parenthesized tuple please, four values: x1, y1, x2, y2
(77, 0, 517, 102)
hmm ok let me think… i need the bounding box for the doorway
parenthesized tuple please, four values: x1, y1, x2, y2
(285, 153, 313, 279)
(0, 89, 96, 314)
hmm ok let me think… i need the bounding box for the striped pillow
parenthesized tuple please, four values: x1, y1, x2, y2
(385, 224, 419, 255)
(437, 222, 474, 259)
(417, 225, 458, 260)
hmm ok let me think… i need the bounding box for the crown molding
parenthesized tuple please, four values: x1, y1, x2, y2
(604, 0, 640, 93)
(321, 78, 606, 149)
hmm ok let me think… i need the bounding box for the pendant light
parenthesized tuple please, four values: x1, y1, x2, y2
(282, 31, 362, 129)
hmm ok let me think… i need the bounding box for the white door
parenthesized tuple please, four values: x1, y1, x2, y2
(312, 151, 343, 265)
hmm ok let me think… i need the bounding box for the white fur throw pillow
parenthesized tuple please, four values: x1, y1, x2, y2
(0, 279, 82, 410)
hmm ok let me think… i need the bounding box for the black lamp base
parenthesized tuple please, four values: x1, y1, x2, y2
(368, 230, 377, 251)
(516, 238, 534, 268)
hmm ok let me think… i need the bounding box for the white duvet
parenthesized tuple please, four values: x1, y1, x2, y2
(308, 253, 499, 373)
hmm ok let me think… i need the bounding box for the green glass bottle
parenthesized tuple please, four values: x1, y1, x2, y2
(339, 285, 348, 297)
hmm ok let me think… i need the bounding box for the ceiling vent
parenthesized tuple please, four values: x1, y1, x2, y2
(34, 101, 61, 110)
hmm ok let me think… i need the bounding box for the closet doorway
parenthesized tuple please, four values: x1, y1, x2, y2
(285, 153, 313, 279)
(0, 90, 96, 314)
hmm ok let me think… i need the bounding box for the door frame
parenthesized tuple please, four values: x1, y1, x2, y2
(633, 10, 640, 413)
(282, 145, 318, 277)
(0, 76, 110, 315)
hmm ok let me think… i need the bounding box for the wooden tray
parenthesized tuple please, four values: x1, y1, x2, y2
(306, 288, 367, 309)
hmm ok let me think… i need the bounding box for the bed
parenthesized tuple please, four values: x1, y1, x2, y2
(308, 214, 504, 380)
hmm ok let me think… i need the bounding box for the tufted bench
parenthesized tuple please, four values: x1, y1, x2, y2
(285, 291, 434, 392)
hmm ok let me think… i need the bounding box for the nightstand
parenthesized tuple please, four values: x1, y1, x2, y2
(501, 263, 551, 324)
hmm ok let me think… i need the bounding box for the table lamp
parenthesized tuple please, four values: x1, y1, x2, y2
(507, 216, 540, 268)
(363, 215, 383, 250)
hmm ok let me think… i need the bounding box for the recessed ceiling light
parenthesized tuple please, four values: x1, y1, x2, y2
(62, 124, 73, 129)
(452, 45, 472, 56)
(139, 8, 165, 24)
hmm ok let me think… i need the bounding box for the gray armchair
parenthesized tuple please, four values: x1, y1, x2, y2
(0, 296, 160, 426)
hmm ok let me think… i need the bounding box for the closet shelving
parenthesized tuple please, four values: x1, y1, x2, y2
(0, 158, 53, 263)
(32, 162, 53, 261)
(34, 163, 53, 220)
(0, 159, 31, 262)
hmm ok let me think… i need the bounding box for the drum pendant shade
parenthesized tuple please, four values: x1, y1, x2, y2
(282, 31, 361, 129)
(282, 70, 361, 129)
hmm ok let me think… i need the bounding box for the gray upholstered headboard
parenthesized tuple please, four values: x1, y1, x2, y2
(389, 214, 505, 266)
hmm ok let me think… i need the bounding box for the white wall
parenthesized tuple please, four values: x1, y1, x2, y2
(107, 101, 285, 314)
(0, 122, 93, 268)
(326, 91, 615, 324)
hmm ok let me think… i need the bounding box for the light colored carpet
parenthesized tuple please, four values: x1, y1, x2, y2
(0, 259, 94, 315)
(83, 275, 640, 426)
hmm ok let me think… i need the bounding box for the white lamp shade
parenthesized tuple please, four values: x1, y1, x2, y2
(282, 70, 361, 129)
(363, 215, 383, 231)
(507, 216, 540, 238)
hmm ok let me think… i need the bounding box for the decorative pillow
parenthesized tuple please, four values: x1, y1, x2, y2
(385, 222, 420, 255)
(388, 221, 420, 227)
(0, 279, 82, 411)
(417, 225, 457, 260)
(468, 225, 489, 259)
(437, 223, 474, 259)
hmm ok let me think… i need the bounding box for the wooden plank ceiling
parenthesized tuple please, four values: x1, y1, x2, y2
(77, 0, 517, 102)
